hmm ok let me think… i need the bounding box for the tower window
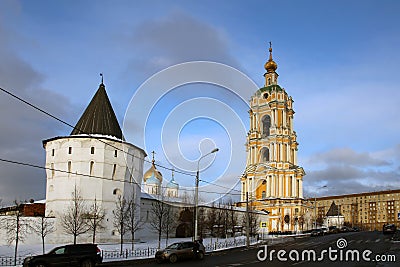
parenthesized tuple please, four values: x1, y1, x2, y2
(52, 149, 55, 156)
(112, 164, 117, 179)
(68, 147, 72, 154)
(262, 191, 266, 199)
(51, 163, 55, 178)
(268, 78, 271, 85)
(68, 161, 72, 175)
(263, 93, 269, 99)
(262, 115, 271, 137)
(114, 150, 118, 157)
(90, 161, 94, 176)
(91, 147, 95, 154)
(261, 147, 270, 162)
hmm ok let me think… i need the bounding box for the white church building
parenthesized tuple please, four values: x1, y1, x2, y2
(43, 81, 146, 243)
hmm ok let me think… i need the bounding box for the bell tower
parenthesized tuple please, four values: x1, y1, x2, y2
(240, 44, 305, 232)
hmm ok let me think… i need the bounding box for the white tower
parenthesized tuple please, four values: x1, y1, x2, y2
(43, 81, 146, 243)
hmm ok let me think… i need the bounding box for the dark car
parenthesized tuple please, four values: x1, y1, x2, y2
(310, 229, 323, 236)
(340, 226, 352, 233)
(383, 224, 396, 235)
(328, 226, 339, 234)
(23, 243, 102, 267)
(155, 241, 205, 263)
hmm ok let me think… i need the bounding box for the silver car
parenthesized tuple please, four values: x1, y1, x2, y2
(155, 241, 205, 263)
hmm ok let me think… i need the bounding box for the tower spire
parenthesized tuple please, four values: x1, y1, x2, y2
(264, 42, 279, 86)
(100, 73, 104, 84)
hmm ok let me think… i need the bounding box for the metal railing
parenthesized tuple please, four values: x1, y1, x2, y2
(0, 237, 258, 266)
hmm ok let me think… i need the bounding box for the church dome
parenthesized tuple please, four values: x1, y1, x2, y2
(167, 177, 179, 189)
(143, 163, 163, 182)
(264, 46, 278, 73)
(146, 174, 161, 185)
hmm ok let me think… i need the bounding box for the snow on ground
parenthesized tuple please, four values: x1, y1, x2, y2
(0, 235, 264, 266)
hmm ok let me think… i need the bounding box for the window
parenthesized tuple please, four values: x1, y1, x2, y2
(90, 161, 94, 176)
(261, 147, 269, 162)
(51, 163, 55, 178)
(68, 147, 72, 154)
(263, 93, 269, 99)
(262, 115, 271, 137)
(91, 147, 95, 154)
(68, 161, 72, 174)
(112, 164, 117, 179)
(114, 150, 118, 157)
(262, 191, 266, 199)
(52, 149, 55, 156)
(268, 78, 271, 85)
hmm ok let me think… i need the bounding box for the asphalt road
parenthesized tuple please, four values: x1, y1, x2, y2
(100, 231, 399, 267)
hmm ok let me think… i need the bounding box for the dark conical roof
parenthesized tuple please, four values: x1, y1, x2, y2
(70, 83, 123, 139)
(326, 201, 342, 216)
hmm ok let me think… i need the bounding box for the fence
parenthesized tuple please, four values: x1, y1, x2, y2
(0, 237, 258, 266)
(0, 257, 24, 266)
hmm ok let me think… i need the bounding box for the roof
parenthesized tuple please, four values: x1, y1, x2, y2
(326, 201, 342, 216)
(70, 83, 123, 140)
(257, 84, 283, 94)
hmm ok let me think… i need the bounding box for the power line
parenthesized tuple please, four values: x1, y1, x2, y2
(0, 157, 241, 196)
(0, 86, 195, 177)
(199, 179, 241, 193)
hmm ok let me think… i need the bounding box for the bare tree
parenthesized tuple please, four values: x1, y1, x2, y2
(84, 198, 105, 244)
(206, 203, 218, 237)
(125, 197, 142, 250)
(247, 206, 259, 237)
(30, 216, 56, 254)
(113, 195, 128, 254)
(2, 201, 28, 265)
(150, 196, 170, 249)
(227, 202, 238, 239)
(60, 186, 90, 244)
(162, 205, 177, 247)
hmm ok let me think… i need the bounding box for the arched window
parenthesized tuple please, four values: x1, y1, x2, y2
(261, 147, 269, 162)
(262, 115, 271, 137)
(262, 191, 266, 199)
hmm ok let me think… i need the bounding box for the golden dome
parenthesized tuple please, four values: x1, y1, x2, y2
(143, 163, 163, 182)
(264, 44, 278, 73)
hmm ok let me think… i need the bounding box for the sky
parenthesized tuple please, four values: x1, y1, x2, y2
(0, 0, 400, 206)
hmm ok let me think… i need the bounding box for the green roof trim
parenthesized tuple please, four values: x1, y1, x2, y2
(258, 84, 283, 93)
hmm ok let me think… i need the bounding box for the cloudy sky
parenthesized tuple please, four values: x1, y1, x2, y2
(0, 0, 399, 205)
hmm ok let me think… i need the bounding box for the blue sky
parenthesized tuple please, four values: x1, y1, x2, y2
(0, 0, 400, 205)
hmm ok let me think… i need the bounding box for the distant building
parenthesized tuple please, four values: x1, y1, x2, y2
(238, 44, 305, 232)
(323, 201, 344, 227)
(310, 189, 400, 230)
(42, 81, 146, 243)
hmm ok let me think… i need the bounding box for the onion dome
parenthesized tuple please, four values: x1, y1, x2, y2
(143, 151, 163, 182)
(264, 43, 278, 73)
(146, 174, 161, 185)
(166, 171, 179, 189)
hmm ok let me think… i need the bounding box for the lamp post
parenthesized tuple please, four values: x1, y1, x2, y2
(314, 185, 327, 229)
(194, 148, 219, 240)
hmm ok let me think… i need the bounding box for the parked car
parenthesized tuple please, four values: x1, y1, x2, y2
(155, 241, 205, 263)
(321, 227, 329, 235)
(352, 226, 360, 232)
(340, 226, 352, 233)
(310, 229, 323, 236)
(23, 243, 102, 267)
(328, 226, 339, 234)
(383, 224, 397, 235)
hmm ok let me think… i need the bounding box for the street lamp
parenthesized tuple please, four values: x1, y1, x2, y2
(194, 148, 219, 240)
(314, 185, 327, 229)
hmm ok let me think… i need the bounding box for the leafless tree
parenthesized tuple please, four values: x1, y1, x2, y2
(205, 203, 218, 237)
(227, 202, 238, 239)
(1, 201, 28, 265)
(162, 204, 177, 247)
(125, 197, 142, 250)
(113, 195, 129, 254)
(84, 198, 106, 244)
(60, 186, 90, 244)
(150, 196, 170, 249)
(247, 206, 259, 237)
(30, 216, 56, 254)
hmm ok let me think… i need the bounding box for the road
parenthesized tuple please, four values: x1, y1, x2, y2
(100, 231, 399, 267)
